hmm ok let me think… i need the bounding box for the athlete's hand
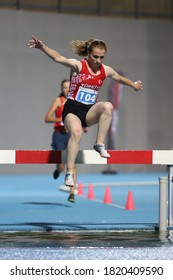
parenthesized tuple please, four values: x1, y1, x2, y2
(27, 35, 44, 49)
(134, 80, 143, 91)
(83, 127, 88, 133)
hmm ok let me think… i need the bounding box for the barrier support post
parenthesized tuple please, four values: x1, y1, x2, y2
(159, 177, 168, 231)
(168, 165, 173, 228)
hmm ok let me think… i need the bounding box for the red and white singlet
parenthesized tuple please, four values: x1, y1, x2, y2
(67, 59, 106, 105)
(54, 96, 67, 132)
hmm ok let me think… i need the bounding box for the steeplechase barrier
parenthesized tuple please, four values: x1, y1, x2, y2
(1, 149, 173, 230)
(1, 149, 173, 164)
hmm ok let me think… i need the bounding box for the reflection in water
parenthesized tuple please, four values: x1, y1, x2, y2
(0, 230, 172, 248)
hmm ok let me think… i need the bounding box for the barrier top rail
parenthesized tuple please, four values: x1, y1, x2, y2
(0, 150, 173, 164)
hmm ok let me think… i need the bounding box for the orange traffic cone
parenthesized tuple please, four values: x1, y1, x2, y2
(77, 182, 84, 195)
(87, 184, 95, 200)
(125, 191, 135, 210)
(103, 186, 112, 204)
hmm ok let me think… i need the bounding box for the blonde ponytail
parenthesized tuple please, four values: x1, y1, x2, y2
(70, 38, 107, 57)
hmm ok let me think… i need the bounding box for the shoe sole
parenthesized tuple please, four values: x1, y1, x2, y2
(65, 182, 74, 187)
(94, 149, 110, 158)
(68, 199, 75, 203)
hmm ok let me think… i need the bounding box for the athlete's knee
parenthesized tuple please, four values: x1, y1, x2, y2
(71, 127, 83, 141)
(102, 102, 114, 115)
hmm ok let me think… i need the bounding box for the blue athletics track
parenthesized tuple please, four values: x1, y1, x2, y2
(0, 171, 173, 260)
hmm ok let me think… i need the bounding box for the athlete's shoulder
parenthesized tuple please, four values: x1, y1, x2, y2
(102, 64, 114, 76)
(77, 58, 87, 72)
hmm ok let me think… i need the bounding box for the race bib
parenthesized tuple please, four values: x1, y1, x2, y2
(75, 87, 98, 105)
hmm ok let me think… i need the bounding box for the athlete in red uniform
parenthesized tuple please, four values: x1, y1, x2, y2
(27, 36, 143, 188)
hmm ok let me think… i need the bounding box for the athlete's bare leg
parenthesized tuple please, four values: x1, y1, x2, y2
(64, 114, 83, 174)
(86, 101, 113, 144)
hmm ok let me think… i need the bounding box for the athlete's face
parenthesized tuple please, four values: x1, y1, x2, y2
(61, 81, 70, 97)
(88, 47, 106, 69)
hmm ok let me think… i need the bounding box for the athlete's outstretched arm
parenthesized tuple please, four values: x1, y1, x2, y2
(105, 65, 143, 91)
(27, 35, 80, 70)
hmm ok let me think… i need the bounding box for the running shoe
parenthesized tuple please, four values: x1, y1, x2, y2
(64, 173, 74, 186)
(53, 169, 60, 179)
(68, 193, 75, 203)
(93, 143, 110, 158)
